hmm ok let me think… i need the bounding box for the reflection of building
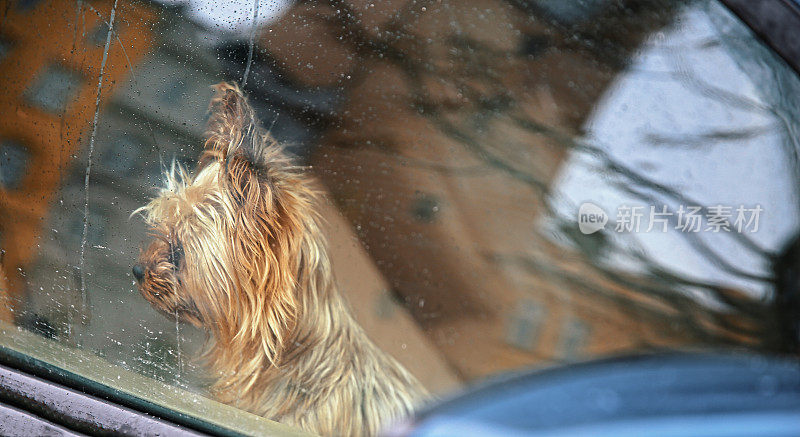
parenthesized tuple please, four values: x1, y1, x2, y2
(0, 0, 221, 384)
(256, 0, 752, 380)
(0, 0, 156, 322)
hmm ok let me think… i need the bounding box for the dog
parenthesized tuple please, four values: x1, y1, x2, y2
(132, 83, 428, 436)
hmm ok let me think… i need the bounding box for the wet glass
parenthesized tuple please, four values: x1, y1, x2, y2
(0, 0, 798, 434)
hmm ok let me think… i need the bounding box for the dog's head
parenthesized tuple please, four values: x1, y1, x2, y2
(133, 83, 318, 363)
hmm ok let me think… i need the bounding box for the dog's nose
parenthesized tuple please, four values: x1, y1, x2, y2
(132, 264, 145, 283)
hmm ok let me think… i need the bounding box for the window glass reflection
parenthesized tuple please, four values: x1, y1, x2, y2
(0, 0, 797, 434)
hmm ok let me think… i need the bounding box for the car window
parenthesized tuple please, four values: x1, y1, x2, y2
(0, 0, 798, 435)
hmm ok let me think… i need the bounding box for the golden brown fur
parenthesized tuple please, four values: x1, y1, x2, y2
(133, 83, 427, 436)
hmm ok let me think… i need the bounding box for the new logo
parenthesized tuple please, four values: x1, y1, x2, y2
(578, 202, 608, 234)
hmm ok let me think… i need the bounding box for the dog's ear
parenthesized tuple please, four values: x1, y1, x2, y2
(201, 82, 270, 168)
(202, 82, 289, 210)
(202, 82, 314, 366)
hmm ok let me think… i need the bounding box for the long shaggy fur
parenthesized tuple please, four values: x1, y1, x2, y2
(133, 83, 427, 436)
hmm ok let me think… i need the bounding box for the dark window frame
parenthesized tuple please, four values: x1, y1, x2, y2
(0, 344, 223, 436)
(720, 0, 800, 75)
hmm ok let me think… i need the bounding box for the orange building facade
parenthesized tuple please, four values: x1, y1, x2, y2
(0, 0, 156, 321)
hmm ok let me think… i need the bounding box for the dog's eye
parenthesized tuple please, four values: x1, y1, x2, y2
(168, 241, 184, 267)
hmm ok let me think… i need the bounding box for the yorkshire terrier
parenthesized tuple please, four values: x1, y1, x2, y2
(132, 83, 427, 436)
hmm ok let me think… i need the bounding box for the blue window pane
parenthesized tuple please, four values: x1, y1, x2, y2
(87, 23, 110, 47)
(559, 318, 591, 361)
(25, 65, 82, 114)
(0, 140, 31, 190)
(0, 37, 12, 62)
(506, 300, 547, 351)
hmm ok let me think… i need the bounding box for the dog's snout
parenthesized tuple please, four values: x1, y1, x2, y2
(132, 264, 145, 282)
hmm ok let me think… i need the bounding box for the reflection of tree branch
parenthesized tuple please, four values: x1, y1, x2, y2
(316, 0, 788, 350)
(609, 181, 772, 282)
(644, 263, 771, 320)
(644, 124, 777, 147)
(547, 212, 775, 346)
(508, 114, 772, 258)
(426, 113, 549, 192)
(401, 48, 775, 344)
(367, 144, 494, 177)
(671, 52, 771, 113)
(325, 0, 409, 62)
(489, 252, 766, 347)
(421, 103, 774, 343)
